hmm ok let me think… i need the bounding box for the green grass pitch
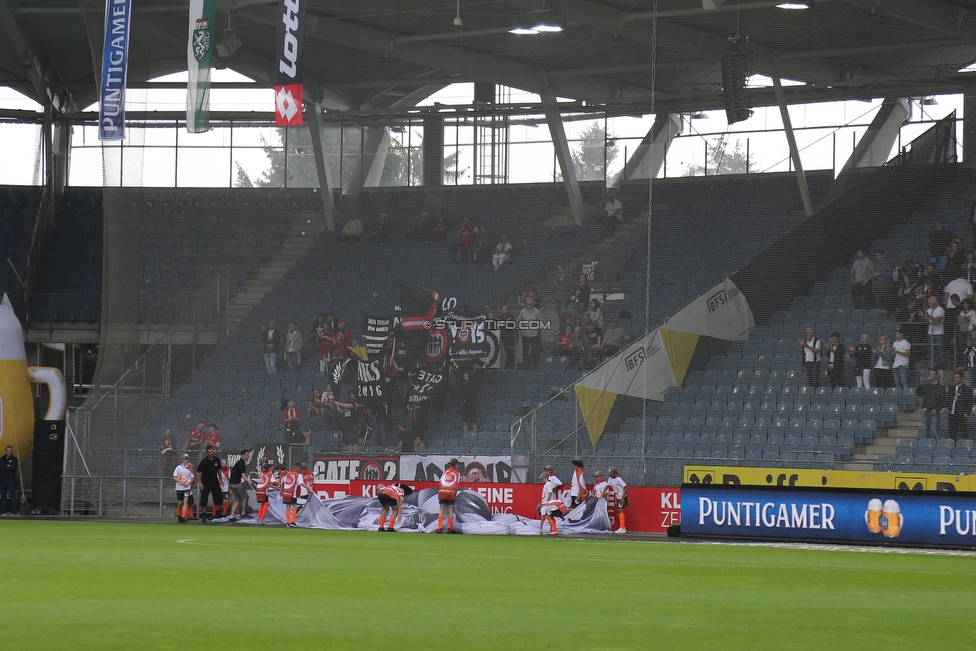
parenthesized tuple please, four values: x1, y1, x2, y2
(2, 520, 975, 650)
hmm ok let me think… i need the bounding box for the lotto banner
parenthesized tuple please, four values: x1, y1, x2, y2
(400, 454, 526, 483)
(684, 465, 976, 493)
(275, 0, 306, 125)
(97, 0, 132, 140)
(682, 485, 976, 547)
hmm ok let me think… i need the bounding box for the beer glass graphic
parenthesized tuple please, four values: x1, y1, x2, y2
(0, 295, 66, 459)
(865, 498, 883, 534)
(880, 500, 902, 538)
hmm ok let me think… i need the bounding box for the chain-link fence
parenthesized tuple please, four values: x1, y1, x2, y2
(62, 189, 233, 511)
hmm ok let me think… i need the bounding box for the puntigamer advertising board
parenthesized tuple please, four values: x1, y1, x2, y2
(682, 485, 976, 548)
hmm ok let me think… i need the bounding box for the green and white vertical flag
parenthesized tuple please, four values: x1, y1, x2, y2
(186, 0, 216, 133)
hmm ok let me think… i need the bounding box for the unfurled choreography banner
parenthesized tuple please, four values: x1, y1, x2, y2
(98, 0, 132, 140)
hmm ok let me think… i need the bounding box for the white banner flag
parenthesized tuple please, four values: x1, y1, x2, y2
(186, 0, 215, 133)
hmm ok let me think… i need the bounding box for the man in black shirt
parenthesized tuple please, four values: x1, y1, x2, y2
(948, 372, 975, 440)
(196, 445, 223, 522)
(0, 446, 19, 516)
(228, 449, 253, 522)
(918, 370, 946, 439)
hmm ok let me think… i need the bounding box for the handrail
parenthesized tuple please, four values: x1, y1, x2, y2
(80, 265, 229, 414)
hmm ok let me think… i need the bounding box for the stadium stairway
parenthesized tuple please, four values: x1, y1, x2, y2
(225, 208, 330, 328)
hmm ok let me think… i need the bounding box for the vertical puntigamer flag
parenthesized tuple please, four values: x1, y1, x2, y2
(187, 0, 216, 133)
(275, 0, 306, 126)
(97, 0, 132, 140)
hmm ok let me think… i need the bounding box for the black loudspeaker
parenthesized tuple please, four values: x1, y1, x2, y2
(721, 53, 752, 125)
(667, 524, 681, 537)
(32, 420, 65, 512)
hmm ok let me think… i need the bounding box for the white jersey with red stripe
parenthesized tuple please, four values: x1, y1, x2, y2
(608, 476, 627, 504)
(380, 484, 405, 502)
(300, 470, 314, 498)
(540, 474, 563, 515)
(280, 470, 302, 500)
(256, 470, 273, 498)
(591, 480, 609, 499)
(173, 464, 194, 491)
(219, 467, 230, 493)
(570, 467, 587, 500)
(438, 467, 460, 500)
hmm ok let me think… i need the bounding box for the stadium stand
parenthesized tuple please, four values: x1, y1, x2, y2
(0, 188, 38, 312)
(601, 165, 976, 485)
(119, 172, 830, 485)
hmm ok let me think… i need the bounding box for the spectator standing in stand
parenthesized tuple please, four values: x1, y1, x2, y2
(456, 217, 476, 264)
(892, 328, 912, 390)
(160, 429, 175, 472)
(875, 334, 896, 390)
(600, 190, 623, 236)
(261, 319, 281, 373)
(825, 332, 846, 389)
(966, 333, 976, 388)
(923, 296, 946, 369)
(518, 298, 542, 370)
(948, 371, 975, 440)
(799, 328, 822, 388)
(284, 323, 304, 372)
(872, 249, 896, 315)
(848, 334, 874, 389)
(918, 370, 946, 439)
(850, 249, 874, 309)
(572, 274, 592, 320)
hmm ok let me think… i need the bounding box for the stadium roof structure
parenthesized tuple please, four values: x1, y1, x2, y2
(1, 0, 975, 119)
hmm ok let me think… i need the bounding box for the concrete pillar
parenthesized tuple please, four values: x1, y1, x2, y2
(614, 113, 682, 185)
(307, 102, 338, 233)
(772, 74, 813, 217)
(964, 86, 976, 163)
(423, 116, 444, 186)
(845, 98, 910, 169)
(543, 94, 585, 226)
